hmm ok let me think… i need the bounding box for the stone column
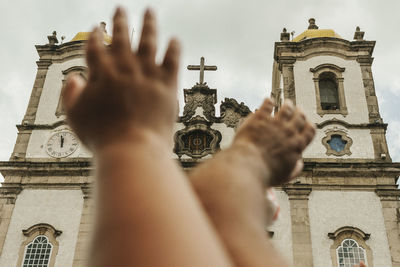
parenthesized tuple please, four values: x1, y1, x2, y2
(285, 187, 314, 267)
(280, 57, 297, 105)
(376, 189, 400, 267)
(72, 184, 94, 267)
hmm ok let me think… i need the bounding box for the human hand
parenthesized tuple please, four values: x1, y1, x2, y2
(233, 99, 315, 186)
(62, 7, 180, 150)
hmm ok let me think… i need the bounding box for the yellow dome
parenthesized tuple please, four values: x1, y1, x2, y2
(71, 31, 112, 44)
(292, 29, 341, 42)
(70, 22, 112, 44)
(292, 18, 341, 42)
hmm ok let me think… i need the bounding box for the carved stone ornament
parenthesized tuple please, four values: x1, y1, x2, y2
(22, 223, 62, 238)
(180, 84, 217, 123)
(174, 116, 221, 159)
(322, 130, 353, 156)
(220, 98, 251, 128)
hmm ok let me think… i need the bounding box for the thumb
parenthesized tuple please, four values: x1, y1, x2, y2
(289, 159, 304, 180)
(62, 74, 85, 112)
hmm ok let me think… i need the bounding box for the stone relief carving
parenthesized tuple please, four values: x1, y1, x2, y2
(220, 98, 251, 128)
(180, 84, 217, 122)
(174, 115, 221, 159)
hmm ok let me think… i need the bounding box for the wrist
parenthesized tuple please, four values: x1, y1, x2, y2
(93, 128, 172, 155)
(229, 140, 271, 186)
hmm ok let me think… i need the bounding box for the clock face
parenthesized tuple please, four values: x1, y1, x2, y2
(46, 131, 79, 158)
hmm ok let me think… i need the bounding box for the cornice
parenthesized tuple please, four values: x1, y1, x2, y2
(274, 38, 375, 63)
(316, 119, 388, 130)
(0, 160, 92, 176)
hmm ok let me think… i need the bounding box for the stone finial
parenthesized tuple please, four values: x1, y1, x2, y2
(353, 26, 365, 41)
(47, 31, 59, 45)
(308, 18, 319, 29)
(100, 22, 107, 33)
(280, 28, 290, 41)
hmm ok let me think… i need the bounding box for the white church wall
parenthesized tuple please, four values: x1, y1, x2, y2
(211, 124, 235, 149)
(0, 189, 84, 267)
(308, 190, 392, 267)
(35, 58, 86, 125)
(25, 126, 92, 158)
(303, 124, 375, 159)
(269, 190, 294, 266)
(294, 55, 369, 124)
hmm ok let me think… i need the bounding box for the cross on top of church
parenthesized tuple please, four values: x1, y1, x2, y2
(187, 57, 217, 85)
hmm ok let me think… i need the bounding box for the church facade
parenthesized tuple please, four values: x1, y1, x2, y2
(0, 19, 399, 267)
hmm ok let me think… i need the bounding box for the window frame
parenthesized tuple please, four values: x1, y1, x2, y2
(336, 239, 367, 267)
(56, 66, 87, 117)
(17, 224, 62, 267)
(328, 226, 373, 267)
(322, 130, 353, 156)
(310, 64, 348, 116)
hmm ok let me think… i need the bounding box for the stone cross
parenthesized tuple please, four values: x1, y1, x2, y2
(187, 57, 217, 85)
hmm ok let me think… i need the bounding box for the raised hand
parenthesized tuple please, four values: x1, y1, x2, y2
(62, 7, 180, 150)
(233, 99, 315, 186)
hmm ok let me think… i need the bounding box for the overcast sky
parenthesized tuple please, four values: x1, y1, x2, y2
(1, 0, 400, 170)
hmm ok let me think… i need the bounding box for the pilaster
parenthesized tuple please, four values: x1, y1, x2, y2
(281, 57, 297, 104)
(285, 186, 313, 267)
(376, 189, 400, 267)
(0, 185, 22, 256)
(357, 56, 382, 123)
(72, 184, 94, 267)
(11, 59, 52, 161)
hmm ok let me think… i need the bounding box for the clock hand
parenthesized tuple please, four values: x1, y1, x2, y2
(60, 135, 64, 148)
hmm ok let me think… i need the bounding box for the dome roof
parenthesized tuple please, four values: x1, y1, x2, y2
(292, 29, 341, 42)
(292, 18, 341, 42)
(70, 22, 112, 44)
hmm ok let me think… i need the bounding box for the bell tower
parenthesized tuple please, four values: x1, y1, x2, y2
(271, 19, 400, 267)
(273, 18, 389, 161)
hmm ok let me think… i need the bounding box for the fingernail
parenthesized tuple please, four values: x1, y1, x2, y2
(145, 8, 154, 17)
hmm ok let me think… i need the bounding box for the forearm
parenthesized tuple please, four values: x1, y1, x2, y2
(189, 144, 289, 267)
(90, 135, 233, 267)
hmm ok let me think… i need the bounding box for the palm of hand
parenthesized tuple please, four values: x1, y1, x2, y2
(63, 8, 180, 149)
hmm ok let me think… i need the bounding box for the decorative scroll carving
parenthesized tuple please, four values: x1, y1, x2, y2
(174, 116, 221, 158)
(220, 98, 251, 128)
(180, 84, 217, 122)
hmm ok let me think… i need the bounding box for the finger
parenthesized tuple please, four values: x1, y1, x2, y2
(289, 159, 304, 180)
(62, 75, 86, 112)
(86, 28, 109, 79)
(138, 8, 157, 65)
(276, 100, 294, 121)
(289, 108, 306, 132)
(111, 7, 134, 72)
(259, 98, 274, 115)
(161, 38, 181, 87)
(301, 122, 316, 146)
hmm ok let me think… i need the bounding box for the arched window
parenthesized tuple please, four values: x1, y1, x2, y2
(17, 224, 62, 267)
(328, 226, 372, 267)
(56, 66, 87, 117)
(310, 64, 347, 116)
(22, 235, 53, 267)
(337, 239, 367, 267)
(319, 72, 339, 110)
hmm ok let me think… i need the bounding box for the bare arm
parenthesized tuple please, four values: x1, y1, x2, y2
(189, 99, 315, 267)
(63, 7, 232, 267)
